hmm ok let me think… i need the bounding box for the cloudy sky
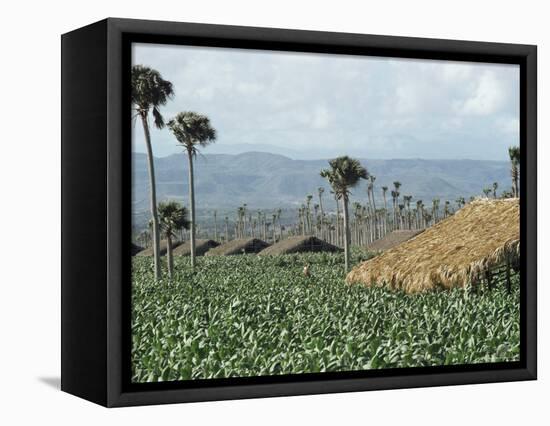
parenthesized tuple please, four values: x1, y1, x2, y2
(132, 43, 519, 161)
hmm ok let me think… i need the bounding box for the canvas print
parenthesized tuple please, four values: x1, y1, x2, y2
(130, 43, 520, 383)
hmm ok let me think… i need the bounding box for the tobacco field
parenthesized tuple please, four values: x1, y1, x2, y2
(131, 253, 520, 383)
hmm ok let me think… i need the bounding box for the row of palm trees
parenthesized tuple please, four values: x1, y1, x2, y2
(137, 146, 520, 273)
(133, 62, 521, 277)
(133, 65, 216, 279)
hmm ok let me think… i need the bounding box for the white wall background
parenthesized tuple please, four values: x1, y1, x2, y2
(0, 0, 546, 423)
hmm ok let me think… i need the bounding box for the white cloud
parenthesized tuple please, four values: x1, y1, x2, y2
(132, 44, 520, 160)
(459, 70, 507, 116)
(310, 105, 331, 129)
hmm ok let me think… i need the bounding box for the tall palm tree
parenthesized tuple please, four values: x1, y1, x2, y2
(416, 200, 424, 228)
(390, 190, 398, 229)
(508, 146, 520, 197)
(132, 65, 174, 280)
(321, 156, 368, 272)
(318, 187, 325, 240)
(305, 195, 313, 235)
(276, 208, 282, 240)
(492, 182, 498, 199)
(368, 175, 377, 239)
(137, 229, 151, 248)
(272, 213, 277, 242)
(237, 206, 245, 238)
(158, 201, 190, 279)
(167, 111, 216, 268)
(443, 200, 451, 218)
(333, 192, 341, 246)
(393, 181, 401, 230)
(381, 186, 388, 235)
(403, 195, 412, 229)
(213, 210, 218, 241)
(243, 204, 248, 237)
(432, 198, 440, 224)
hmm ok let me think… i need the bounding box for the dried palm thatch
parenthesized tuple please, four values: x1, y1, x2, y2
(367, 230, 425, 252)
(134, 239, 183, 257)
(172, 239, 220, 256)
(347, 199, 519, 293)
(205, 238, 270, 256)
(259, 236, 341, 255)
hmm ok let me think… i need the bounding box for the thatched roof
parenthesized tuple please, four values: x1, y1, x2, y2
(367, 230, 425, 252)
(347, 199, 520, 293)
(205, 238, 270, 256)
(131, 243, 144, 256)
(134, 239, 183, 257)
(259, 236, 341, 255)
(172, 239, 220, 256)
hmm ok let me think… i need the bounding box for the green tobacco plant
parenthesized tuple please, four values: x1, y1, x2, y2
(131, 253, 520, 382)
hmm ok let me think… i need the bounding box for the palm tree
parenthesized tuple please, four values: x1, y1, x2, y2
(137, 229, 151, 248)
(508, 146, 520, 197)
(318, 187, 325, 239)
(272, 213, 277, 242)
(305, 195, 313, 235)
(321, 156, 368, 272)
(492, 182, 498, 199)
(213, 210, 218, 240)
(333, 192, 341, 246)
(443, 200, 451, 218)
(131, 65, 174, 280)
(158, 201, 190, 279)
(393, 181, 401, 229)
(381, 186, 388, 235)
(432, 198, 440, 224)
(237, 206, 245, 238)
(167, 112, 216, 268)
(368, 175, 377, 239)
(243, 204, 248, 237)
(482, 187, 492, 198)
(403, 195, 413, 229)
(276, 208, 282, 240)
(416, 200, 424, 228)
(390, 190, 398, 229)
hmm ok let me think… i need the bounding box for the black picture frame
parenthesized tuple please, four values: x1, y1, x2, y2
(61, 18, 537, 407)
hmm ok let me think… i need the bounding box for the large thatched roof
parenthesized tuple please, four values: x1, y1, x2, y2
(347, 199, 520, 293)
(205, 238, 270, 256)
(172, 239, 220, 256)
(367, 230, 425, 252)
(134, 240, 182, 257)
(259, 236, 341, 255)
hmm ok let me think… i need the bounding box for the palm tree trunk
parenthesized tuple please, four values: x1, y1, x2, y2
(319, 194, 325, 240)
(166, 234, 174, 279)
(335, 197, 340, 247)
(140, 114, 161, 280)
(186, 149, 197, 268)
(371, 191, 377, 240)
(214, 211, 218, 241)
(512, 165, 519, 197)
(342, 195, 351, 272)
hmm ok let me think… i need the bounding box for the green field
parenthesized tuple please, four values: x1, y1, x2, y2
(131, 252, 520, 383)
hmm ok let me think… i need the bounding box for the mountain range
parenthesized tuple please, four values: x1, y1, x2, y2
(132, 151, 511, 213)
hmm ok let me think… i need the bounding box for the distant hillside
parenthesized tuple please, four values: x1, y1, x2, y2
(132, 151, 511, 213)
